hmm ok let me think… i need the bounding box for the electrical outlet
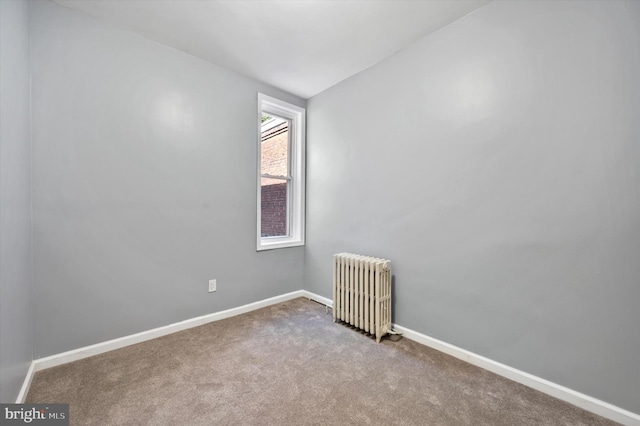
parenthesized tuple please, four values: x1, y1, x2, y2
(208, 279, 216, 293)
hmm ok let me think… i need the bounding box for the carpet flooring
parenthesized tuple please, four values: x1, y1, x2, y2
(26, 298, 617, 425)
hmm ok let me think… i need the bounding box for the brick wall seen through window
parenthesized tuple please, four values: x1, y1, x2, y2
(260, 119, 289, 237)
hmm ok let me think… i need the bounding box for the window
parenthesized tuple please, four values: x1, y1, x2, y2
(257, 94, 305, 251)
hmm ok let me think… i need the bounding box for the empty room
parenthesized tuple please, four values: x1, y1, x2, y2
(1, 0, 638, 424)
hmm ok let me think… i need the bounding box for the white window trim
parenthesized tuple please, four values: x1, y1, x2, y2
(257, 93, 306, 251)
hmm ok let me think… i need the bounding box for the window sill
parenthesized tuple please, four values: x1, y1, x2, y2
(257, 237, 304, 251)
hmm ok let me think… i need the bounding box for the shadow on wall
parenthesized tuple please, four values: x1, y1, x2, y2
(391, 275, 397, 324)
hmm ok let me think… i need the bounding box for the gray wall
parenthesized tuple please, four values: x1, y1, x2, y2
(0, 0, 33, 403)
(31, 0, 305, 358)
(305, 0, 640, 413)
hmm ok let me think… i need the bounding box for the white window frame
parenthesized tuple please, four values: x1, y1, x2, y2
(257, 93, 305, 251)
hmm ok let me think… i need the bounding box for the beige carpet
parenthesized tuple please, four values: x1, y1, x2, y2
(27, 298, 617, 425)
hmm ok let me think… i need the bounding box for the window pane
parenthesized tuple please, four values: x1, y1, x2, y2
(261, 116, 289, 177)
(257, 93, 305, 251)
(261, 177, 288, 237)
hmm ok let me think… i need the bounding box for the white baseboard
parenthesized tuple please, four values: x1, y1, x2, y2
(32, 290, 305, 372)
(20, 289, 639, 425)
(15, 361, 36, 403)
(301, 291, 639, 426)
(301, 290, 332, 307)
(392, 324, 640, 426)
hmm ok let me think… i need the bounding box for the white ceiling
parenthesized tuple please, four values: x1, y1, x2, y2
(52, 0, 490, 99)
